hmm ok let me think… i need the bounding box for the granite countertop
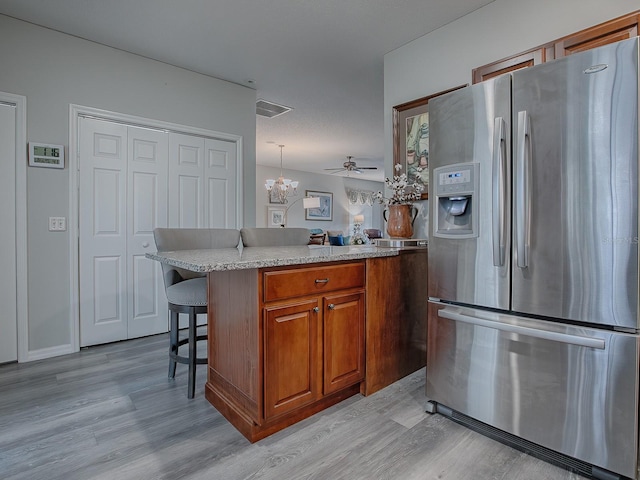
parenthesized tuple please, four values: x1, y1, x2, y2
(145, 245, 399, 273)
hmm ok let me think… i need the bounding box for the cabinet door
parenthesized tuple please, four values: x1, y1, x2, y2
(554, 13, 640, 58)
(323, 292, 365, 395)
(264, 299, 321, 419)
(472, 48, 547, 84)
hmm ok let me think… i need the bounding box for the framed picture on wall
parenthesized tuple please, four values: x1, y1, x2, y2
(305, 190, 333, 221)
(267, 206, 286, 228)
(392, 84, 466, 200)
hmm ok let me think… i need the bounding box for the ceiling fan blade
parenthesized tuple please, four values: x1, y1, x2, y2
(324, 155, 378, 174)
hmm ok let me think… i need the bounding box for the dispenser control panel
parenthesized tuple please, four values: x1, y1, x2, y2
(440, 169, 470, 184)
(437, 167, 473, 194)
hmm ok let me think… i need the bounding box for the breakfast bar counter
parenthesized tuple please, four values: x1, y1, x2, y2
(148, 244, 426, 442)
(145, 244, 398, 272)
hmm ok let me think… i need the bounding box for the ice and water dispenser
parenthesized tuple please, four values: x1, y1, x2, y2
(433, 162, 479, 239)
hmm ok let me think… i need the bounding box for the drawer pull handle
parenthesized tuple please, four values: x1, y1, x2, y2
(328, 304, 335, 310)
(315, 278, 329, 284)
(313, 307, 319, 313)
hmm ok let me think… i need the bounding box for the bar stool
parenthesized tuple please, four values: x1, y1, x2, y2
(153, 228, 240, 398)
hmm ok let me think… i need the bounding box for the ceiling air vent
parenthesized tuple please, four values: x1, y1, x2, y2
(256, 99, 292, 118)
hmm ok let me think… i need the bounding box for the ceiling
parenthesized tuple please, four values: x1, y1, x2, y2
(0, 0, 493, 181)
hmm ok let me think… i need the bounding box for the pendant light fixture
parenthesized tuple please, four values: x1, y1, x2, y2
(265, 144, 298, 203)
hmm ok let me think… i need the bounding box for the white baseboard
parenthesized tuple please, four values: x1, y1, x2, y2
(25, 344, 75, 362)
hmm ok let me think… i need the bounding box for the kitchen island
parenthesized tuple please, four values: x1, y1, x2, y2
(148, 244, 427, 442)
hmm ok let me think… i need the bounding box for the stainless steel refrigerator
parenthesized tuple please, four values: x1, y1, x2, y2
(427, 37, 640, 480)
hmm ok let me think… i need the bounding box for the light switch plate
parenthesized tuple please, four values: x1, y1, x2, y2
(48, 217, 67, 231)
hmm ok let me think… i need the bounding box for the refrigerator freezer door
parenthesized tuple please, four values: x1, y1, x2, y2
(428, 75, 511, 310)
(511, 38, 639, 330)
(427, 301, 640, 478)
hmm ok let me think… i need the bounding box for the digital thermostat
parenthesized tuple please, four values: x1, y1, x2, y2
(29, 142, 65, 169)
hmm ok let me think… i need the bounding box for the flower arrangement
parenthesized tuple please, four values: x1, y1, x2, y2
(375, 163, 425, 205)
(351, 235, 368, 245)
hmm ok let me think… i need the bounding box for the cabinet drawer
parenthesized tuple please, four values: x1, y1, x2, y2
(263, 263, 365, 302)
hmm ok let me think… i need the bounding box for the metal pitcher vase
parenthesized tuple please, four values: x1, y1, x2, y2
(383, 204, 417, 238)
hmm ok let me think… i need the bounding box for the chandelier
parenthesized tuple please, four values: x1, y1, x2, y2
(265, 144, 298, 203)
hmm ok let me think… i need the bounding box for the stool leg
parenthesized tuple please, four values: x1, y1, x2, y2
(168, 309, 178, 379)
(187, 308, 197, 399)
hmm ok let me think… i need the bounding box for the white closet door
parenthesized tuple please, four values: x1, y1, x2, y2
(205, 138, 238, 228)
(78, 114, 240, 346)
(127, 126, 168, 338)
(169, 133, 204, 228)
(79, 118, 128, 346)
(0, 102, 17, 363)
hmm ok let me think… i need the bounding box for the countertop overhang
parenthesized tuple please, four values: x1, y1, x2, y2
(146, 245, 399, 272)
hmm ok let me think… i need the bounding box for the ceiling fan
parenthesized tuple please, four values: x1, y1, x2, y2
(324, 156, 378, 174)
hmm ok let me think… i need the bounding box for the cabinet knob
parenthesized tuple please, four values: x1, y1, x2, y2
(313, 307, 319, 313)
(328, 304, 335, 310)
(142, 242, 150, 248)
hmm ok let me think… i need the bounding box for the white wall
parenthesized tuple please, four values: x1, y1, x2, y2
(255, 165, 384, 235)
(0, 15, 256, 357)
(384, 0, 640, 237)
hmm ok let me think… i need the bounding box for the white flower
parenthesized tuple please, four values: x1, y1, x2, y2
(377, 164, 424, 205)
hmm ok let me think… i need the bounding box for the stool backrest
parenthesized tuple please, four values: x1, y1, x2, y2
(240, 227, 311, 247)
(153, 228, 241, 285)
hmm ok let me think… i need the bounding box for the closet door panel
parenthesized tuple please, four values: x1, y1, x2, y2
(127, 126, 168, 338)
(0, 102, 17, 362)
(169, 133, 204, 228)
(79, 118, 128, 346)
(205, 138, 238, 228)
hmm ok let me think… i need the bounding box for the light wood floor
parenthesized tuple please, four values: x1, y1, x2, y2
(0, 333, 588, 480)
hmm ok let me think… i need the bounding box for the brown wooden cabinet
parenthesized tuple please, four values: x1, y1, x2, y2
(554, 12, 640, 58)
(473, 10, 640, 84)
(363, 249, 428, 395)
(206, 261, 365, 442)
(263, 289, 365, 419)
(203, 253, 426, 442)
(472, 47, 548, 85)
(322, 291, 365, 395)
(264, 298, 321, 419)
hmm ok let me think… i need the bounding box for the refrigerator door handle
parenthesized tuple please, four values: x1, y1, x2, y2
(492, 117, 507, 266)
(438, 308, 606, 349)
(515, 110, 531, 268)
